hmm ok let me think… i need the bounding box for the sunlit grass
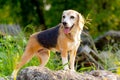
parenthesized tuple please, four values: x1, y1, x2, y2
(0, 32, 62, 77)
(98, 44, 120, 74)
(0, 35, 26, 76)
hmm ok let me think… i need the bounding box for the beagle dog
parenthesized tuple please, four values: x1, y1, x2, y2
(12, 10, 84, 80)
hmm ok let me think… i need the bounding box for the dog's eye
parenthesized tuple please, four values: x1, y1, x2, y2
(63, 16, 65, 18)
(70, 16, 75, 19)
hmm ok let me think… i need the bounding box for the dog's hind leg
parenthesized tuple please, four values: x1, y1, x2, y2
(36, 49, 50, 68)
(12, 46, 35, 80)
(12, 36, 40, 80)
(12, 44, 36, 80)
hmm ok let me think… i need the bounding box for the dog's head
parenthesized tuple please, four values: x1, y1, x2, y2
(61, 10, 84, 34)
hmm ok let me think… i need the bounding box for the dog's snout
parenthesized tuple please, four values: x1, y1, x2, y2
(63, 22, 67, 26)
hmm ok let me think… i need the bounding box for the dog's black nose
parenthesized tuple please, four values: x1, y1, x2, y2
(63, 22, 67, 26)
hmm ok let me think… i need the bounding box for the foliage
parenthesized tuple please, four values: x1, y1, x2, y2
(97, 43, 120, 74)
(0, 34, 26, 76)
(0, 0, 120, 37)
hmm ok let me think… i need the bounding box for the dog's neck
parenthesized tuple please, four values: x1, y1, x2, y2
(65, 29, 81, 42)
(65, 33, 74, 41)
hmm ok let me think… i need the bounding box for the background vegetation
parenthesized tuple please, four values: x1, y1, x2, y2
(0, 0, 120, 37)
(0, 0, 120, 78)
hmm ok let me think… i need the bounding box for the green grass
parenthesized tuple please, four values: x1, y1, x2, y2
(0, 30, 120, 77)
(0, 32, 63, 77)
(0, 34, 26, 76)
(99, 44, 120, 74)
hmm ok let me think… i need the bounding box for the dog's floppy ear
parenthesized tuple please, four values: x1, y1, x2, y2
(78, 13, 84, 30)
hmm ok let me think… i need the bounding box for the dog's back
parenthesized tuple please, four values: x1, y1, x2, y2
(37, 24, 60, 49)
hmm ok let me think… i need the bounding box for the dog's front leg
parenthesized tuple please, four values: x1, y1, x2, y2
(61, 51, 69, 70)
(70, 50, 77, 71)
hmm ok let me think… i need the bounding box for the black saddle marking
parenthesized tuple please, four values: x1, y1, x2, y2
(37, 25, 60, 49)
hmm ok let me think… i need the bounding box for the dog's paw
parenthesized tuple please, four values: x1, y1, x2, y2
(63, 65, 69, 71)
(70, 69, 75, 72)
(64, 68, 69, 71)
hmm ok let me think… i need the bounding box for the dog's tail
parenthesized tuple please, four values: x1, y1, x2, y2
(12, 69, 19, 80)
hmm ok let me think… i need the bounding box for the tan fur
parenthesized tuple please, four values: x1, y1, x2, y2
(12, 10, 84, 80)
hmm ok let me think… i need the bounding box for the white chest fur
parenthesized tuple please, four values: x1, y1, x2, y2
(67, 31, 81, 50)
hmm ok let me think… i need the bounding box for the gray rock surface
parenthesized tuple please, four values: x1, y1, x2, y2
(16, 66, 120, 80)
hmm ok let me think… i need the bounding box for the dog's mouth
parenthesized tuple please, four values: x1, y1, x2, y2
(64, 24, 74, 34)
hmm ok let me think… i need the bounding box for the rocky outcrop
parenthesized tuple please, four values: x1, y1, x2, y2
(16, 66, 120, 80)
(95, 30, 120, 50)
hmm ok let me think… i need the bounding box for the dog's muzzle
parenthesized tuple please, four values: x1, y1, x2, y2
(62, 22, 74, 34)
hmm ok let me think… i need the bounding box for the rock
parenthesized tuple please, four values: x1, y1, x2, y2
(89, 70, 120, 80)
(0, 24, 21, 36)
(0, 77, 5, 80)
(78, 30, 97, 53)
(15, 66, 120, 80)
(76, 30, 120, 69)
(76, 31, 104, 69)
(95, 30, 120, 50)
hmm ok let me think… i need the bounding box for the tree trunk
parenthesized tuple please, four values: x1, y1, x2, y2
(31, 0, 47, 30)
